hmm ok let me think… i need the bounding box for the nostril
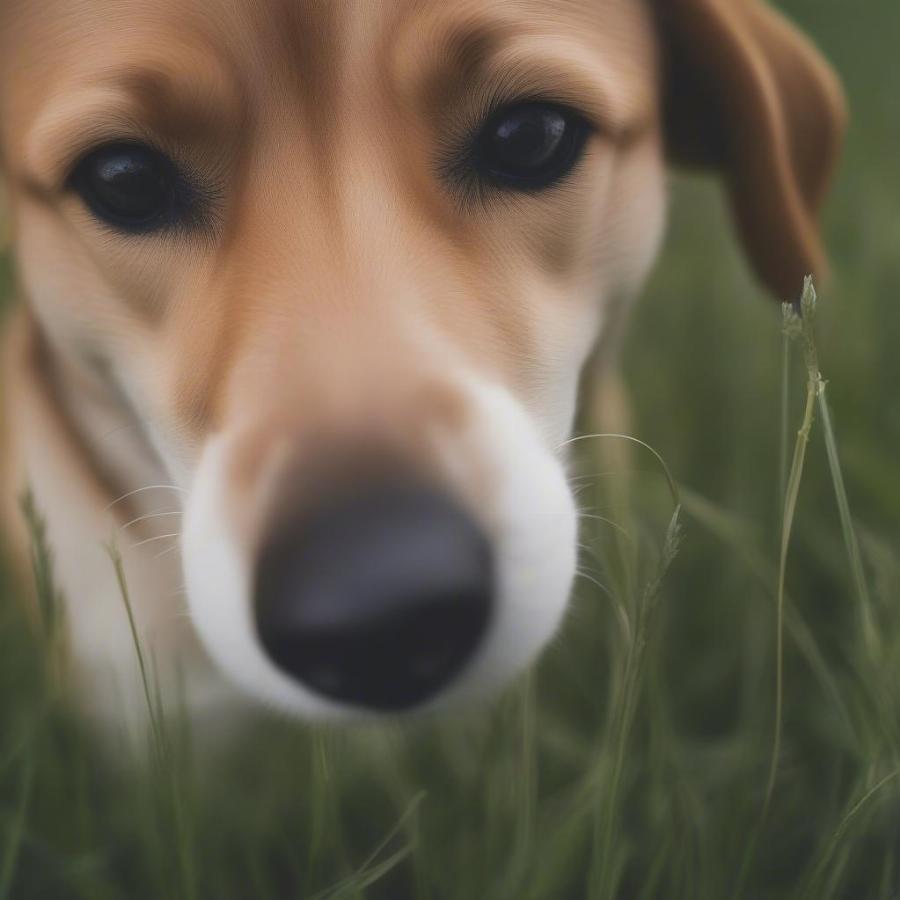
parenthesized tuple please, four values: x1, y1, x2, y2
(253, 483, 493, 711)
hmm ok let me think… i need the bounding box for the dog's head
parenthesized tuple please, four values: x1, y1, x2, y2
(0, 0, 844, 717)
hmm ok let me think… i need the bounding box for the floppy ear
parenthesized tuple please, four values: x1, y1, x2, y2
(656, 0, 847, 299)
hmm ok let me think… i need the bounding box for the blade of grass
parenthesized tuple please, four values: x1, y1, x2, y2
(309, 792, 424, 900)
(799, 767, 900, 900)
(780, 328, 792, 508)
(731, 277, 823, 900)
(817, 389, 879, 654)
(501, 674, 537, 897)
(570, 433, 682, 900)
(681, 487, 857, 748)
(0, 756, 33, 900)
(107, 542, 161, 750)
(764, 278, 824, 816)
(19, 490, 60, 643)
(107, 542, 198, 900)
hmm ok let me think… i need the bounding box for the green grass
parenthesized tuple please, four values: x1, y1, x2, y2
(3, 1, 900, 896)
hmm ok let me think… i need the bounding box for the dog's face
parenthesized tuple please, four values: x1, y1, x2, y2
(0, 0, 844, 717)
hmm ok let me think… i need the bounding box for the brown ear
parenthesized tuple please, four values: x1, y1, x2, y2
(656, 0, 847, 299)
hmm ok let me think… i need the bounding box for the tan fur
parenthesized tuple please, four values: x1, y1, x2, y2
(0, 0, 845, 723)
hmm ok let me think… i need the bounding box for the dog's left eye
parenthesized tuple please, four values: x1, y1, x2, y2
(469, 101, 591, 191)
(69, 142, 198, 233)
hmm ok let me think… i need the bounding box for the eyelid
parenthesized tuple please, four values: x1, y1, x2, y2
(442, 41, 630, 142)
(22, 88, 227, 201)
(20, 89, 224, 234)
(510, 41, 643, 133)
(66, 137, 201, 191)
(22, 90, 156, 192)
(475, 95, 594, 139)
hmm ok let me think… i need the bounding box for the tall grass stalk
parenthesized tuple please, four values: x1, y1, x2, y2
(590, 501, 682, 900)
(565, 433, 682, 900)
(310, 792, 424, 900)
(762, 277, 824, 808)
(0, 756, 32, 900)
(3, 494, 62, 897)
(19, 492, 64, 681)
(779, 329, 791, 508)
(730, 279, 826, 900)
(732, 277, 891, 898)
(799, 766, 900, 900)
(817, 382, 879, 653)
(108, 542, 197, 900)
(764, 278, 825, 815)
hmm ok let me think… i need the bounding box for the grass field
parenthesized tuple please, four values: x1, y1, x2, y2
(2, 1, 900, 897)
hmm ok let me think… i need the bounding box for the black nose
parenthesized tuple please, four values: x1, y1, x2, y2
(254, 483, 493, 711)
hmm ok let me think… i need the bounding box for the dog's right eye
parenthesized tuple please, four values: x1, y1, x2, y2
(468, 101, 591, 192)
(69, 142, 196, 234)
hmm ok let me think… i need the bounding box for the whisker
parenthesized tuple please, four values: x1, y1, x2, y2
(105, 484, 187, 513)
(575, 569, 632, 642)
(568, 468, 656, 486)
(130, 532, 181, 549)
(567, 470, 618, 483)
(559, 432, 637, 451)
(576, 505, 613, 517)
(575, 567, 613, 600)
(577, 513, 632, 540)
(152, 543, 182, 562)
(578, 544, 603, 565)
(577, 543, 607, 568)
(120, 510, 183, 530)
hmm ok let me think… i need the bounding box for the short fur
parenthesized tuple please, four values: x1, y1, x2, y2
(0, 0, 845, 729)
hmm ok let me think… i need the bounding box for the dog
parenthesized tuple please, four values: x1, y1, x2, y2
(0, 0, 845, 731)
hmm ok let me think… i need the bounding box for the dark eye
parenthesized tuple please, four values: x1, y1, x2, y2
(69, 142, 196, 233)
(471, 102, 590, 191)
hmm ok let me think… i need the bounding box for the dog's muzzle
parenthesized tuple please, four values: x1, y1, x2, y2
(253, 482, 493, 711)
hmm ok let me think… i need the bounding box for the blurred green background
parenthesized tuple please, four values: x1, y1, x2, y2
(1, 1, 899, 897)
